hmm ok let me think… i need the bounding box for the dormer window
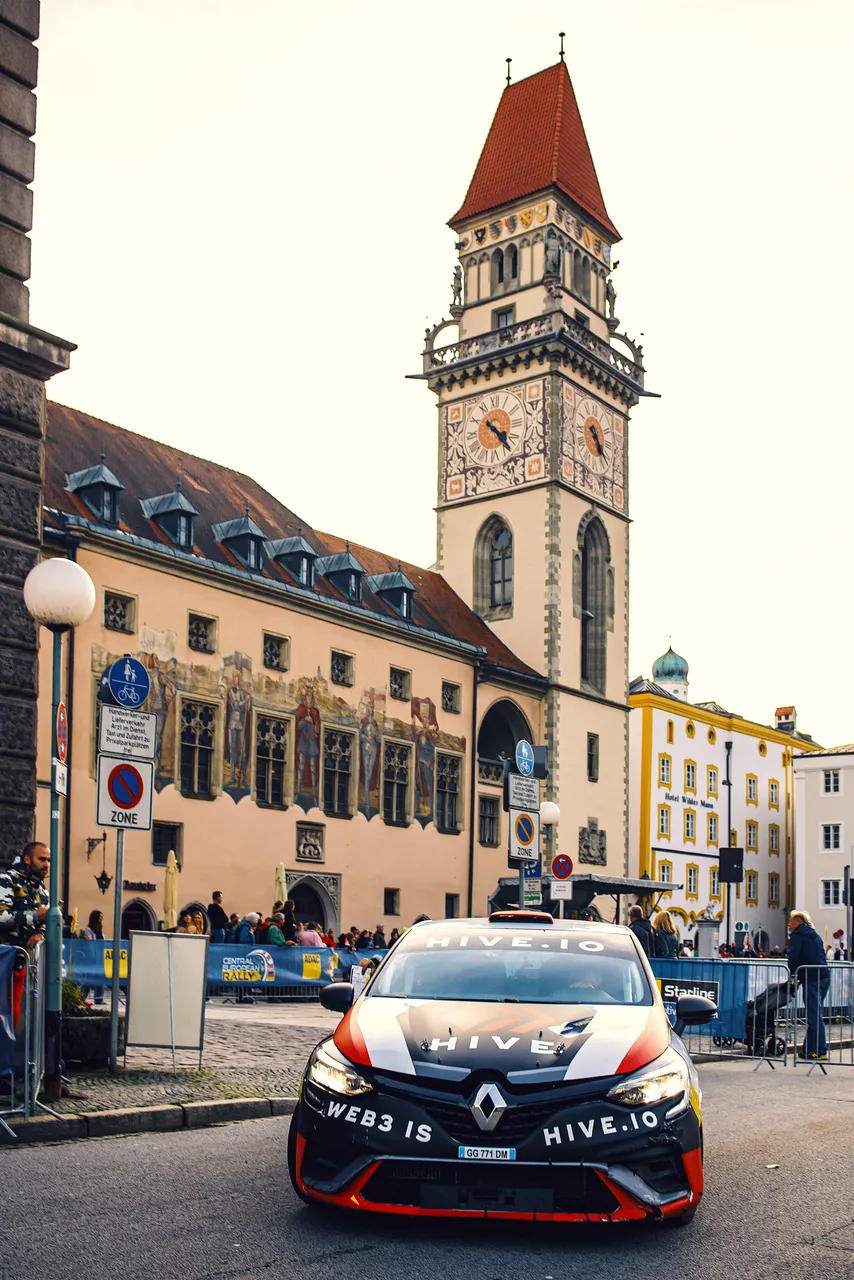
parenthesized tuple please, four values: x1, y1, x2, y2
(316, 547, 366, 605)
(211, 507, 266, 573)
(141, 481, 198, 551)
(66, 453, 125, 528)
(365, 569, 417, 621)
(265, 533, 318, 589)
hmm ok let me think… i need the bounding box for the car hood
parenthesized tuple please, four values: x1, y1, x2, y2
(333, 997, 669, 1084)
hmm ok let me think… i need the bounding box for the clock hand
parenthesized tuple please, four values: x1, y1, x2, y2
(590, 424, 604, 454)
(485, 417, 509, 446)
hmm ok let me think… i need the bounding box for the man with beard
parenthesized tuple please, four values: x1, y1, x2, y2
(0, 842, 50, 950)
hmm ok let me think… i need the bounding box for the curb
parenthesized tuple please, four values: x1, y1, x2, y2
(0, 1095, 297, 1145)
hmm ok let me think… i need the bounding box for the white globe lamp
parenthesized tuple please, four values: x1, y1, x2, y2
(540, 801, 561, 826)
(23, 557, 96, 630)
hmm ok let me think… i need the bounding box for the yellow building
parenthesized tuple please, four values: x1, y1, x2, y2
(33, 57, 649, 935)
(629, 650, 819, 949)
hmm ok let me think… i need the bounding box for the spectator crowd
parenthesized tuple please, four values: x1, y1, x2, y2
(172, 892, 404, 953)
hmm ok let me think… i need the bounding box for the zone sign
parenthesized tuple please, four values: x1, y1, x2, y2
(96, 756, 154, 831)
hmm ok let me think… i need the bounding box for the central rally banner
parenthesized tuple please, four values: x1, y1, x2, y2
(64, 939, 385, 990)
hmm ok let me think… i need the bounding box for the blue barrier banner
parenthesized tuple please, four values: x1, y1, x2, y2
(650, 958, 752, 1038)
(0, 946, 15, 1072)
(65, 939, 385, 992)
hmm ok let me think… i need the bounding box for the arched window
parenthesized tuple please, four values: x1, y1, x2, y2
(490, 526, 512, 607)
(573, 249, 583, 294)
(580, 516, 609, 693)
(490, 248, 504, 294)
(474, 515, 514, 617)
(582, 256, 591, 303)
(505, 244, 518, 282)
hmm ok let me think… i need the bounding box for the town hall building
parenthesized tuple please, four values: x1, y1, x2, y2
(32, 56, 650, 936)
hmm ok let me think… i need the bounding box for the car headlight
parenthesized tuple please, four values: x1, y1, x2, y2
(306, 1040, 373, 1096)
(606, 1049, 689, 1110)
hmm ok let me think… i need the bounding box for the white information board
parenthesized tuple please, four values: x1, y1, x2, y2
(126, 932, 208, 1062)
(99, 706, 157, 759)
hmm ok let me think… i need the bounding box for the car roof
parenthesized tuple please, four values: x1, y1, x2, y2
(409, 917, 630, 937)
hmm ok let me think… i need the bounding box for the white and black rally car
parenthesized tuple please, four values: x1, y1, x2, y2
(288, 911, 715, 1224)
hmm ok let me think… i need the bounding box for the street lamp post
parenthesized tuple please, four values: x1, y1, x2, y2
(24, 556, 96, 1098)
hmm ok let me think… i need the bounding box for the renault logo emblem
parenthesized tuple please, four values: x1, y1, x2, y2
(469, 1082, 507, 1132)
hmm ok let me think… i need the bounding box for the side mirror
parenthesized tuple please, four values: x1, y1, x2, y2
(673, 994, 717, 1036)
(320, 982, 355, 1014)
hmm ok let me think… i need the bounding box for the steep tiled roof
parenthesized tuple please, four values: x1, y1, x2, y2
(450, 61, 619, 238)
(44, 401, 541, 681)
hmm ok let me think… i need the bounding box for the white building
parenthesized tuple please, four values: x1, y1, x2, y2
(793, 746, 853, 949)
(629, 650, 819, 950)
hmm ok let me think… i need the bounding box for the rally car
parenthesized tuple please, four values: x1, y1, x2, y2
(287, 911, 716, 1224)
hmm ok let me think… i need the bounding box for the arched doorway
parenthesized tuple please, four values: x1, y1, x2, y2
(477, 698, 534, 781)
(179, 901, 208, 931)
(756, 929, 770, 954)
(289, 881, 327, 931)
(121, 898, 157, 938)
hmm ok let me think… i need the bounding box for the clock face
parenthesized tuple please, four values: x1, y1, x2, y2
(574, 397, 613, 474)
(464, 392, 525, 466)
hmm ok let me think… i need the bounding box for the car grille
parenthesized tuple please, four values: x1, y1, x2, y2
(421, 1096, 563, 1145)
(361, 1160, 621, 1214)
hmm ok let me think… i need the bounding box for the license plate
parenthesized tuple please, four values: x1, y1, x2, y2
(458, 1146, 516, 1161)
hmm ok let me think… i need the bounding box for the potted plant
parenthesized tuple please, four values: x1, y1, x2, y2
(61, 979, 125, 1067)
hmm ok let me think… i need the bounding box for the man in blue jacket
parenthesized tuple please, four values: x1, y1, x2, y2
(787, 910, 830, 1060)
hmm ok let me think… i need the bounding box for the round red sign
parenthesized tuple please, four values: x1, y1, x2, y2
(55, 702, 68, 763)
(107, 762, 144, 810)
(551, 853, 574, 880)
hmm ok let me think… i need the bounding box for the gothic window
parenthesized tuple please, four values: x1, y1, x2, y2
(573, 248, 583, 294)
(255, 714, 289, 808)
(383, 741, 411, 826)
(474, 516, 514, 618)
(180, 700, 217, 797)
(490, 527, 513, 607)
(389, 667, 411, 701)
(505, 243, 518, 282)
(330, 650, 354, 686)
(188, 613, 216, 653)
(579, 515, 609, 694)
(435, 753, 461, 833)
(442, 681, 461, 714)
(490, 247, 504, 294)
(323, 729, 353, 816)
(587, 733, 599, 782)
(104, 590, 136, 634)
(582, 256, 591, 302)
(263, 632, 289, 672)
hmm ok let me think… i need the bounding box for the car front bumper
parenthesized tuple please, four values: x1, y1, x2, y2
(292, 1075, 703, 1221)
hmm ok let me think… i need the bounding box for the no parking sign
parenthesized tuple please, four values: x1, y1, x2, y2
(96, 756, 154, 830)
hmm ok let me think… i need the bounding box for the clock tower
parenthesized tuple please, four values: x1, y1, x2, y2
(416, 57, 649, 877)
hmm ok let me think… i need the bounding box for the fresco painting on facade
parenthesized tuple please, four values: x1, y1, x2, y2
(412, 696, 439, 827)
(357, 691, 382, 819)
(294, 679, 323, 809)
(223, 654, 252, 801)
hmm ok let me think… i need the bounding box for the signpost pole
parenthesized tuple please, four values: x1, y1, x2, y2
(109, 829, 124, 1073)
(44, 629, 63, 1098)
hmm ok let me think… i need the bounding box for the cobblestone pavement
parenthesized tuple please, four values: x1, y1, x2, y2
(51, 1001, 338, 1114)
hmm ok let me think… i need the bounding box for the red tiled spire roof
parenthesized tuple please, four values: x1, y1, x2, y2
(450, 61, 619, 240)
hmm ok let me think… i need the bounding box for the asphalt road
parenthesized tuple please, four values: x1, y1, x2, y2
(3, 1062, 853, 1280)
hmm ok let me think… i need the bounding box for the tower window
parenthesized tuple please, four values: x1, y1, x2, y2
(587, 733, 599, 782)
(474, 516, 514, 617)
(490, 247, 504, 294)
(494, 307, 514, 330)
(490, 527, 513, 607)
(579, 516, 609, 694)
(505, 244, 518, 281)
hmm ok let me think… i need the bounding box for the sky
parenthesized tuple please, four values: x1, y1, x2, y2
(32, 0, 854, 746)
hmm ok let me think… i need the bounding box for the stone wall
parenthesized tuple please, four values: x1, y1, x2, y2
(0, 2, 74, 865)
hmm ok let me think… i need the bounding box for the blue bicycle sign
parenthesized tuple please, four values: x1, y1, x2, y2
(514, 739, 534, 776)
(107, 657, 151, 709)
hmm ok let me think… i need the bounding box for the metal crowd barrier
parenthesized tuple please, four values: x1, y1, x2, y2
(789, 963, 854, 1072)
(651, 958, 792, 1066)
(0, 944, 47, 1137)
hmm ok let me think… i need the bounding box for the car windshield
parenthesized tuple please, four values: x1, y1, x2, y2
(369, 927, 651, 1005)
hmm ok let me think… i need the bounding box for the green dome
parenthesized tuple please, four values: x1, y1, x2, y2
(653, 646, 689, 683)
